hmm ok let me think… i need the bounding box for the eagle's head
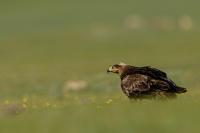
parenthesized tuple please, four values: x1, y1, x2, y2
(107, 63, 127, 75)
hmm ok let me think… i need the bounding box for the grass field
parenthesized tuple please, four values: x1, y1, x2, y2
(0, 0, 200, 133)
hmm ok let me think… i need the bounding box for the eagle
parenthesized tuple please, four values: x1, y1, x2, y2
(107, 63, 187, 99)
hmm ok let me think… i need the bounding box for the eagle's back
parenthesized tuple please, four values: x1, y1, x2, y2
(120, 66, 167, 80)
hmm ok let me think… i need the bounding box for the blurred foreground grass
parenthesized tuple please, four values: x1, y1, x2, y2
(0, 0, 200, 133)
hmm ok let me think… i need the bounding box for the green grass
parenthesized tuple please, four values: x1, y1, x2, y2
(0, 0, 200, 133)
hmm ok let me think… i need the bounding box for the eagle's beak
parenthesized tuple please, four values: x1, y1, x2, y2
(107, 69, 110, 73)
(107, 66, 113, 73)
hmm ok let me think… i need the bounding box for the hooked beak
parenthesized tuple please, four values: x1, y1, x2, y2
(107, 66, 113, 73)
(107, 69, 111, 73)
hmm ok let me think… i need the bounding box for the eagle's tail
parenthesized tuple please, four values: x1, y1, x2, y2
(164, 78, 187, 93)
(175, 86, 187, 93)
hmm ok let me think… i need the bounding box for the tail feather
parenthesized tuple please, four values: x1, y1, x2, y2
(175, 86, 187, 93)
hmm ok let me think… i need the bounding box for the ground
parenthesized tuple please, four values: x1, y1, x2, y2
(0, 0, 200, 133)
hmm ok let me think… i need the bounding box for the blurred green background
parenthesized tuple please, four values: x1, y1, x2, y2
(0, 0, 200, 133)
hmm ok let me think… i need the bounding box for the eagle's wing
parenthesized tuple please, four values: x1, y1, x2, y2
(121, 74, 151, 97)
(136, 66, 167, 78)
(134, 66, 179, 89)
(121, 66, 186, 95)
(122, 66, 182, 91)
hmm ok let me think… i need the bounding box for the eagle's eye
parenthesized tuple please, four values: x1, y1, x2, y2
(113, 64, 120, 69)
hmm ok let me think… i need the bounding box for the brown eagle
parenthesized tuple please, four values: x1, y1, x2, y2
(107, 63, 187, 99)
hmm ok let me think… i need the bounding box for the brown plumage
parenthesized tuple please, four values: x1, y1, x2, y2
(107, 63, 187, 99)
